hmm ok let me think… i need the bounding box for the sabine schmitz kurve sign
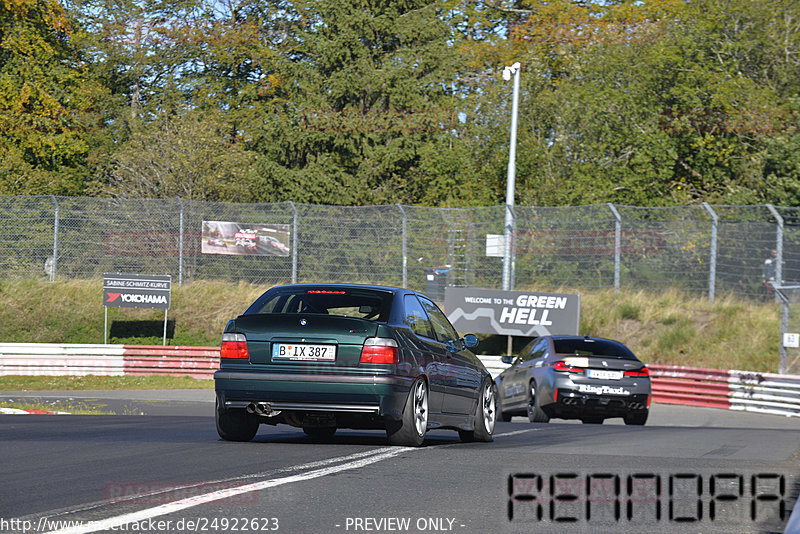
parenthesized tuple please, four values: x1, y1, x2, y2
(103, 273, 171, 310)
(444, 287, 580, 337)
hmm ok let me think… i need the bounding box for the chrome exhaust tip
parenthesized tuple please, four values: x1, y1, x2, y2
(246, 402, 257, 414)
(254, 402, 272, 416)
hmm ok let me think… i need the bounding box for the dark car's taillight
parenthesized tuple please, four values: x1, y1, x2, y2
(624, 367, 650, 377)
(553, 360, 585, 374)
(360, 337, 399, 364)
(221, 333, 248, 359)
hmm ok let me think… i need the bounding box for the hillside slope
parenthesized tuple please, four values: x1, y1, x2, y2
(0, 280, 783, 373)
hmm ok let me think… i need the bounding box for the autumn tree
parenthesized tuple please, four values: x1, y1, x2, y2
(0, 0, 107, 194)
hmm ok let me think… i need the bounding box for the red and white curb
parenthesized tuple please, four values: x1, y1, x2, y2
(0, 407, 70, 415)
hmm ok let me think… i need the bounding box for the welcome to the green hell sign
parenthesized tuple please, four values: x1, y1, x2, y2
(445, 288, 580, 337)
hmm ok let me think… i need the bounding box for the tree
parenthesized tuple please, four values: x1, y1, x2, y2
(240, 0, 493, 205)
(0, 0, 107, 194)
(103, 111, 257, 200)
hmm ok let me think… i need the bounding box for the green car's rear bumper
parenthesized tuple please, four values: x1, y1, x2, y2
(214, 370, 413, 420)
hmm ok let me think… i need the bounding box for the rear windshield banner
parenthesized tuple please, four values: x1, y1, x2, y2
(103, 273, 171, 310)
(445, 287, 580, 337)
(201, 221, 290, 257)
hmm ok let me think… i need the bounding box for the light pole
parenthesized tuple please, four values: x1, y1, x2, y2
(502, 62, 520, 358)
(502, 62, 520, 292)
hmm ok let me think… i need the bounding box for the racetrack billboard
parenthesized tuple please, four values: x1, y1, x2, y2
(201, 221, 290, 257)
(445, 287, 580, 337)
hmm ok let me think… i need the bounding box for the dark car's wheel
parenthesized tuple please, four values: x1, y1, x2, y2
(581, 416, 604, 424)
(527, 381, 550, 423)
(623, 411, 648, 425)
(460, 380, 496, 442)
(303, 426, 337, 440)
(387, 379, 428, 447)
(216, 399, 259, 442)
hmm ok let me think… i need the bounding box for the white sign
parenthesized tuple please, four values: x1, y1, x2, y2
(783, 333, 800, 348)
(486, 234, 504, 257)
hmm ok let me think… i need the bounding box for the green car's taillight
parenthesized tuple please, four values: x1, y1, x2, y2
(221, 333, 248, 359)
(360, 337, 398, 364)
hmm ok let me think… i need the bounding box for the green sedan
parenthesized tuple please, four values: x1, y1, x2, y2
(214, 283, 496, 446)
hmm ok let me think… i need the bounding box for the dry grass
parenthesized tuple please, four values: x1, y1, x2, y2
(578, 288, 779, 372)
(0, 279, 784, 374)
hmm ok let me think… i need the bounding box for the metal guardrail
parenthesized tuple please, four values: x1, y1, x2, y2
(0, 343, 218, 380)
(2, 347, 799, 417)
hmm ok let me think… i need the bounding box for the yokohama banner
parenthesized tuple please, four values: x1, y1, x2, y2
(103, 273, 171, 310)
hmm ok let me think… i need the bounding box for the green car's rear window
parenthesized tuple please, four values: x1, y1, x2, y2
(553, 339, 638, 360)
(244, 288, 392, 322)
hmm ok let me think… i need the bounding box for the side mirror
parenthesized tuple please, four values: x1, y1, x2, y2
(501, 355, 514, 365)
(463, 334, 478, 348)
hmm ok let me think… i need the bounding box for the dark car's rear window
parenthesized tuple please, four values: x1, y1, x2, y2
(553, 339, 638, 360)
(243, 288, 392, 322)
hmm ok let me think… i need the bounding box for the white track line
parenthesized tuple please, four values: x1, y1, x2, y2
(15, 448, 402, 525)
(494, 428, 541, 438)
(45, 429, 535, 533)
(45, 447, 417, 534)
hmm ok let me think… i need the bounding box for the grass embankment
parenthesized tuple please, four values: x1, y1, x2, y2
(0, 375, 214, 391)
(0, 279, 783, 391)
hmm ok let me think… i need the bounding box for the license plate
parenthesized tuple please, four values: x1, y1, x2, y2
(587, 369, 623, 380)
(272, 343, 336, 362)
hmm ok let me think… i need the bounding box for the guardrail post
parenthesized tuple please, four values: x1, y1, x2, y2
(607, 203, 621, 293)
(50, 195, 59, 283)
(702, 202, 718, 302)
(177, 197, 184, 286)
(397, 204, 408, 288)
(289, 201, 298, 284)
(767, 205, 784, 304)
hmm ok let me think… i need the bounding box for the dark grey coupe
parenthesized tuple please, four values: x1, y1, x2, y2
(214, 284, 496, 445)
(496, 335, 651, 425)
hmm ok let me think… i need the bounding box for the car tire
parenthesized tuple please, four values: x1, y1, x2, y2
(581, 417, 604, 424)
(303, 426, 337, 440)
(527, 381, 550, 423)
(623, 411, 648, 425)
(459, 380, 496, 443)
(387, 379, 428, 447)
(216, 399, 259, 442)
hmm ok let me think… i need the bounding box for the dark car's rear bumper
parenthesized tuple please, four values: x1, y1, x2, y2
(214, 370, 413, 420)
(549, 390, 650, 418)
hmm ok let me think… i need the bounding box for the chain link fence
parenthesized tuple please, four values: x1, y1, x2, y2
(1, 196, 797, 301)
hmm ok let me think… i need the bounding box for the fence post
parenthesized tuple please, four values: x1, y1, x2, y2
(177, 197, 184, 286)
(767, 204, 784, 303)
(702, 202, 718, 302)
(50, 195, 59, 282)
(289, 201, 298, 284)
(607, 203, 621, 293)
(397, 204, 408, 288)
(771, 284, 793, 374)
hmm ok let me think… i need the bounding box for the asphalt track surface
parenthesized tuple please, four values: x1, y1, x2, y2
(1, 390, 799, 534)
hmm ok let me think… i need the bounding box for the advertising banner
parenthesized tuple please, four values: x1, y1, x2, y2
(103, 273, 171, 310)
(201, 221, 290, 257)
(445, 287, 580, 337)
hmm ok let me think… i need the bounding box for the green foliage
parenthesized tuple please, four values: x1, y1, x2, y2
(0, 0, 107, 195)
(1, 0, 799, 207)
